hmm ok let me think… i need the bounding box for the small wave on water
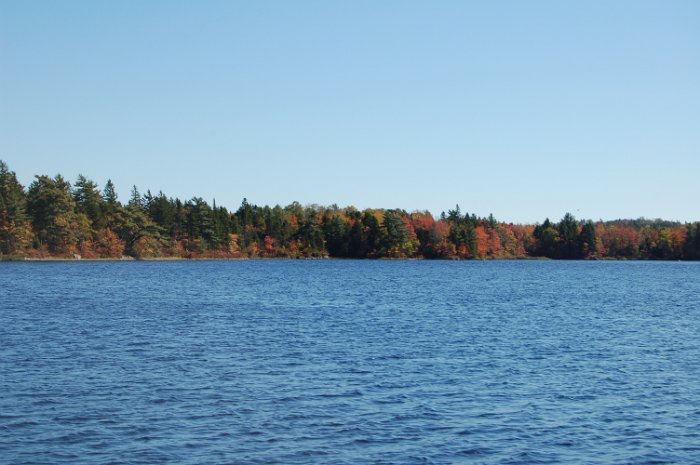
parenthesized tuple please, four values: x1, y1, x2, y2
(1, 260, 700, 464)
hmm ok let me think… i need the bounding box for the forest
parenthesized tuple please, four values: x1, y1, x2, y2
(1, 161, 699, 260)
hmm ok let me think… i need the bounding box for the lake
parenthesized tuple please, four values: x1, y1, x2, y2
(1, 260, 699, 464)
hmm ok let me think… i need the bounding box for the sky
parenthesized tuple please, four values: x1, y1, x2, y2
(1, 1, 698, 223)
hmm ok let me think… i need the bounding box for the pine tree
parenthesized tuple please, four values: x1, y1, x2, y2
(0, 161, 30, 255)
(27, 175, 89, 254)
(73, 174, 106, 230)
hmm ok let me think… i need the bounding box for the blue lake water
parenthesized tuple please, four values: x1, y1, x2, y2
(1, 260, 700, 464)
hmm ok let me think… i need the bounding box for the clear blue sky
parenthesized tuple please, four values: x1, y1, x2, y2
(1, 1, 698, 223)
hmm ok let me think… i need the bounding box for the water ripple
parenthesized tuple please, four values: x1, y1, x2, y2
(1, 260, 699, 464)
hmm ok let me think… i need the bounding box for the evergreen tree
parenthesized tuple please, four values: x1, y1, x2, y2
(212, 204, 232, 249)
(111, 203, 162, 256)
(298, 215, 324, 256)
(346, 210, 367, 258)
(557, 213, 580, 258)
(128, 185, 146, 211)
(579, 221, 597, 258)
(73, 175, 106, 230)
(488, 213, 497, 229)
(533, 218, 560, 258)
(324, 215, 349, 257)
(103, 179, 119, 205)
(362, 211, 382, 257)
(0, 161, 30, 255)
(27, 175, 90, 254)
(382, 209, 414, 257)
(186, 197, 217, 250)
(685, 223, 700, 260)
(447, 204, 461, 223)
(148, 192, 176, 237)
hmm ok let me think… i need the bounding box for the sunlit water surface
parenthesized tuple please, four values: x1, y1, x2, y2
(1, 260, 699, 464)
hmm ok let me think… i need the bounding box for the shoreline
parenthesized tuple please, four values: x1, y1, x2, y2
(6, 255, 537, 262)
(2, 256, 692, 263)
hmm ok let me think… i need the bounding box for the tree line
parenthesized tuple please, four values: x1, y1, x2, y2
(1, 161, 699, 260)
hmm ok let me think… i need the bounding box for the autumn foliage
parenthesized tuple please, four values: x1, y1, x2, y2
(1, 160, 699, 261)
